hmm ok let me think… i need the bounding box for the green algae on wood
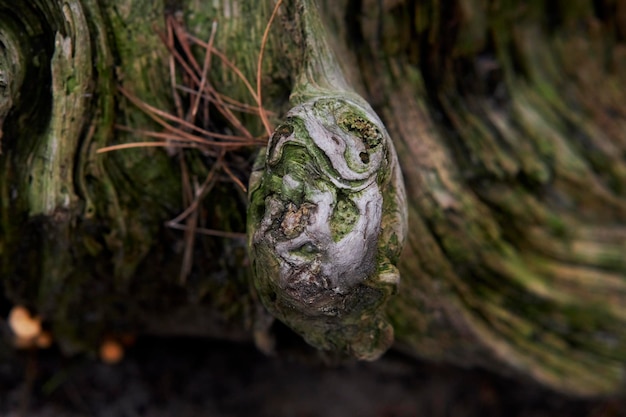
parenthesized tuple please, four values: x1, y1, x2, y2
(247, 0, 407, 360)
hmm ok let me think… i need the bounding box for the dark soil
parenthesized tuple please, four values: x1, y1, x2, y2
(1, 334, 625, 417)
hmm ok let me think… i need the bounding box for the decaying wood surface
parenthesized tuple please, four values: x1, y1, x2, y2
(1, 0, 626, 396)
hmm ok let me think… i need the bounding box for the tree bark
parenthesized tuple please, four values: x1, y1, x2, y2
(1, 0, 626, 396)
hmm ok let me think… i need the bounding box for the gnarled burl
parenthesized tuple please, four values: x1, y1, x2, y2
(248, 94, 406, 360)
(247, 0, 406, 360)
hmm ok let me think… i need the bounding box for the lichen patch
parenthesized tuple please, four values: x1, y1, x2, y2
(338, 114, 382, 149)
(330, 195, 359, 241)
(280, 202, 315, 238)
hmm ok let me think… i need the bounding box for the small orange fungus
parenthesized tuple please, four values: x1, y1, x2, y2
(8, 305, 42, 340)
(100, 339, 124, 364)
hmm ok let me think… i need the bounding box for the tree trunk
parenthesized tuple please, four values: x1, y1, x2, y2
(1, 0, 626, 396)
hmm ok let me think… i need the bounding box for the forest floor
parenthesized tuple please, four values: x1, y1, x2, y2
(1, 333, 625, 417)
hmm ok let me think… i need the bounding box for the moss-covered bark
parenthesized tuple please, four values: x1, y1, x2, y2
(335, 0, 626, 395)
(2, 0, 626, 397)
(0, 0, 260, 353)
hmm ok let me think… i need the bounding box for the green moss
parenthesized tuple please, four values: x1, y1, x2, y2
(330, 194, 358, 241)
(338, 113, 382, 149)
(546, 215, 568, 238)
